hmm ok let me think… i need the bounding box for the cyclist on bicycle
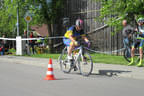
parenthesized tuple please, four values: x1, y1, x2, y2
(63, 19, 90, 65)
(128, 17, 144, 67)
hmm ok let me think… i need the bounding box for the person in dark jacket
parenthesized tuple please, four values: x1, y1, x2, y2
(29, 32, 35, 54)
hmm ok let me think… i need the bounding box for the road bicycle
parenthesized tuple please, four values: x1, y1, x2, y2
(123, 38, 134, 62)
(58, 41, 93, 76)
(123, 34, 142, 63)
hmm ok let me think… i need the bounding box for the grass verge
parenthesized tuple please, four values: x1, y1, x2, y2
(25, 53, 129, 65)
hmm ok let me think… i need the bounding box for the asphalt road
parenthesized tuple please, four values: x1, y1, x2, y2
(0, 60, 144, 96)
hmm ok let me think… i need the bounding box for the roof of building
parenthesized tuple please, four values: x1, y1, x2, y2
(31, 24, 48, 36)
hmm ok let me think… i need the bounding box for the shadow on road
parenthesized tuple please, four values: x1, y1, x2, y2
(90, 70, 131, 77)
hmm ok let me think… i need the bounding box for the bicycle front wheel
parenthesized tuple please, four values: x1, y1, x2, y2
(59, 47, 72, 73)
(78, 51, 93, 76)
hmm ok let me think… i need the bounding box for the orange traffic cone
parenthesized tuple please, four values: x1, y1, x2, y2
(44, 58, 56, 80)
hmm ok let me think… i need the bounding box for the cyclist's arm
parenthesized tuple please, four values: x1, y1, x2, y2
(82, 35, 89, 43)
(65, 29, 78, 45)
(69, 35, 77, 43)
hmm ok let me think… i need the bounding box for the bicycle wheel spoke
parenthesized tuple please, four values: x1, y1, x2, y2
(59, 47, 72, 73)
(78, 51, 93, 76)
(124, 48, 140, 63)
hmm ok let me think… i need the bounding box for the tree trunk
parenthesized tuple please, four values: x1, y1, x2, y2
(47, 23, 54, 53)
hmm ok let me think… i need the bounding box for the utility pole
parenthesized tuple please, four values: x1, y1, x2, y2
(17, 2, 19, 36)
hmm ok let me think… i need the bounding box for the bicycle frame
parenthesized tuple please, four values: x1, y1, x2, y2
(59, 43, 93, 76)
(72, 46, 84, 67)
(123, 33, 144, 62)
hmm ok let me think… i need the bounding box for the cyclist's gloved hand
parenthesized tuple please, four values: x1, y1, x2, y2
(74, 41, 78, 46)
(85, 41, 90, 48)
(87, 42, 91, 48)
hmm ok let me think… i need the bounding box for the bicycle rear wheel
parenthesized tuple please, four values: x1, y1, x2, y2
(78, 51, 93, 76)
(123, 48, 140, 63)
(123, 49, 131, 62)
(59, 47, 72, 73)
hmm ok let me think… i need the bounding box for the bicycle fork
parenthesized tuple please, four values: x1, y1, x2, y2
(73, 48, 83, 67)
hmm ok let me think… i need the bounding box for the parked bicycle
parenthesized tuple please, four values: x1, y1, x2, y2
(123, 31, 141, 63)
(123, 33, 135, 62)
(58, 41, 93, 76)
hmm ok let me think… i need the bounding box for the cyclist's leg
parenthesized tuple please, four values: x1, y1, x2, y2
(63, 38, 78, 71)
(68, 42, 75, 59)
(137, 40, 144, 67)
(137, 47, 143, 66)
(128, 47, 135, 65)
(69, 42, 79, 71)
(128, 42, 137, 65)
(63, 38, 72, 59)
(63, 38, 77, 67)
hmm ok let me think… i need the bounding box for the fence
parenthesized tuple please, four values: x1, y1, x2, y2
(0, 37, 53, 55)
(61, 0, 124, 55)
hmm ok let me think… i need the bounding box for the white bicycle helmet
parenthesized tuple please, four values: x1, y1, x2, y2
(75, 19, 83, 27)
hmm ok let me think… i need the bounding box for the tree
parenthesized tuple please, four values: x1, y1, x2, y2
(34, 0, 64, 53)
(0, 0, 64, 53)
(94, 0, 144, 31)
(0, 0, 15, 36)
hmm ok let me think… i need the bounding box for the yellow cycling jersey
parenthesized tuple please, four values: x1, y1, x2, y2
(64, 26, 86, 39)
(64, 30, 73, 38)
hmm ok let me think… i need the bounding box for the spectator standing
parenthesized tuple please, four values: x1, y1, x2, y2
(29, 32, 35, 54)
(122, 20, 134, 47)
(122, 20, 134, 58)
(0, 35, 7, 55)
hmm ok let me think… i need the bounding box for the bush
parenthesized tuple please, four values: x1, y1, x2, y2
(8, 48, 16, 54)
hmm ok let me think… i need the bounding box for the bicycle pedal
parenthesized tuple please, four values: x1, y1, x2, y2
(70, 59, 74, 66)
(70, 63, 74, 67)
(74, 66, 78, 71)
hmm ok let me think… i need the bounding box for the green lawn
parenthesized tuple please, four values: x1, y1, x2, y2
(91, 54, 128, 65)
(29, 53, 60, 59)
(8, 48, 129, 65)
(27, 53, 129, 65)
